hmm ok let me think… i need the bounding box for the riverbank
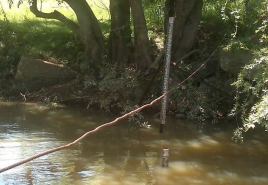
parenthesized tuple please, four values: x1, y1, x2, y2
(1, 77, 90, 106)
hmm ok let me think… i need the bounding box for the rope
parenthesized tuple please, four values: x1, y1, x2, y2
(0, 93, 163, 173)
(0, 45, 220, 173)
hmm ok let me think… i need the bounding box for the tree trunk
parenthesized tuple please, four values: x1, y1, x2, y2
(108, 0, 132, 67)
(130, 0, 153, 72)
(64, 0, 106, 72)
(30, 0, 106, 73)
(164, 0, 203, 63)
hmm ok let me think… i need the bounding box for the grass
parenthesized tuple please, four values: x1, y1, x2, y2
(1, 0, 110, 20)
(0, 0, 110, 63)
(0, 0, 110, 84)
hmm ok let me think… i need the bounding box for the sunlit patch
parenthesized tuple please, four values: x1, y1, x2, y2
(0, 141, 23, 170)
(187, 139, 202, 149)
(153, 161, 206, 185)
(199, 135, 219, 146)
(1, 101, 268, 184)
(24, 103, 51, 113)
(155, 161, 203, 175)
(77, 169, 96, 178)
(171, 161, 198, 174)
(206, 170, 239, 184)
(213, 132, 230, 140)
(251, 176, 268, 182)
(187, 135, 220, 150)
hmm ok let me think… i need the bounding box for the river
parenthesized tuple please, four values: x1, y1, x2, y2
(0, 101, 268, 185)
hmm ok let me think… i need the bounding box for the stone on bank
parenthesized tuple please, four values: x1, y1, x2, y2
(13, 57, 77, 92)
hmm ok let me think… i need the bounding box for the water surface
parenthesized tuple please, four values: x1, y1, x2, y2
(0, 102, 268, 185)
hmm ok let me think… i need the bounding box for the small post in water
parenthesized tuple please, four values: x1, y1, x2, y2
(162, 148, 169, 167)
(160, 17, 174, 133)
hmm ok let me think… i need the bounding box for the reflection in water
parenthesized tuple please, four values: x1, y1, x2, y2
(0, 102, 268, 185)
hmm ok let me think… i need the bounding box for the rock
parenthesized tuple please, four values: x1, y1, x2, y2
(219, 48, 256, 80)
(193, 59, 220, 80)
(222, 78, 237, 96)
(13, 57, 77, 91)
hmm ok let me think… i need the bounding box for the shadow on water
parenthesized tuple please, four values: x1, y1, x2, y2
(0, 101, 268, 185)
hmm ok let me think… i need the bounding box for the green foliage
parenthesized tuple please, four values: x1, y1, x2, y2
(142, 0, 165, 52)
(232, 49, 268, 138)
(203, 0, 267, 49)
(0, 6, 20, 83)
(84, 64, 139, 111)
(246, 95, 268, 130)
(0, 0, 266, 132)
(83, 65, 146, 125)
(203, 0, 268, 137)
(225, 0, 267, 46)
(0, 0, 112, 76)
(143, 0, 164, 29)
(121, 103, 145, 125)
(0, 2, 85, 80)
(232, 127, 244, 143)
(224, 0, 268, 138)
(19, 20, 79, 60)
(172, 78, 221, 122)
(44, 96, 60, 108)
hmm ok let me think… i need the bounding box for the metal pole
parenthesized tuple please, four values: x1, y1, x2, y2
(160, 17, 174, 133)
(162, 148, 169, 167)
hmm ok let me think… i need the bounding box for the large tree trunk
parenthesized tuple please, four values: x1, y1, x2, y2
(130, 0, 153, 72)
(164, 0, 203, 63)
(30, 0, 106, 73)
(108, 0, 132, 67)
(64, 0, 106, 71)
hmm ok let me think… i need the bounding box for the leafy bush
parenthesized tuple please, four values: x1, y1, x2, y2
(232, 49, 268, 135)
(84, 64, 139, 111)
(171, 78, 221, 122)
(203, 0, 268, 140)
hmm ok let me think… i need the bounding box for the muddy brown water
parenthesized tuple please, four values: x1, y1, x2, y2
(0, 102, 268, 185)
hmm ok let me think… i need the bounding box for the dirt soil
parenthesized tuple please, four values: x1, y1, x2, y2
(1, 77, 94, 107)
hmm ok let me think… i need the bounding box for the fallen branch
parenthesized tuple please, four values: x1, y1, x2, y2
(0, 46, 219, 173)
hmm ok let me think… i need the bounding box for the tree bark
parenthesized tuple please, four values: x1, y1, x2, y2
(29, 0, 79, 33)
(108, 0, 132, 67)
(164, 0, 203, 63)
(30, 0, 106, 73)
(64, 0, 106, 71)
(130, 0, 153, 72)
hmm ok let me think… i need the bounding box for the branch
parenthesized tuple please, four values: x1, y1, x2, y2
(171, 64, 232, 98)
(0, 51, 214, 173)
(30, 0, 79, 32)
(145, 49, 200, 76)
(144, 47, 165, 76)
(0, 40, 223, 173)
(173, 49, 200, 64)
(225, 94, 256, 121)
(0, 91, 164, 173)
